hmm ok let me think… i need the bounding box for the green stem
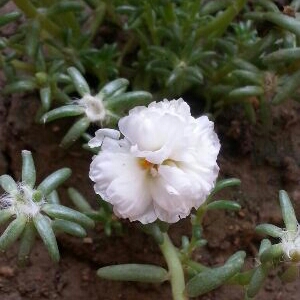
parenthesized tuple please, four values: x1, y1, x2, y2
(13, 0, 61, 38)
(196, 0, 246, 38)
(159, 233, 187, 300)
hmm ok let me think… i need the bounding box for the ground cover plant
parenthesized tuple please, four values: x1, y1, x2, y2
(1, 0, 300, 299)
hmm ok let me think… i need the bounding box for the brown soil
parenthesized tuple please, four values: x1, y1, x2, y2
(1, 89, 300, 300)
(1, 3, 300, 299)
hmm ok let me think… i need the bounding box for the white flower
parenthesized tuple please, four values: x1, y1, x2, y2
(89, 98, 220, 224)
(78, 94, 106, 122)
(0, 182, 43, 218)
(281, 224, 300, 261)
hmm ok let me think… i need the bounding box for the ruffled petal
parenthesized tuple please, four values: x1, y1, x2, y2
(120, 112, 186, 164)
(149, 170, 195, 223)
(89, 151, 155, 223)
(88, 128, 120, 148)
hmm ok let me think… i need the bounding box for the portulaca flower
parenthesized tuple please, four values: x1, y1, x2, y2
(0, 182, 43, 217)
(89, 99, 220, 224)
(281, 224, 300, 261)
(78, 94, 107, 123)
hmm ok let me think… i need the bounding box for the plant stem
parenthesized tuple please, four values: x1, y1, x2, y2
(13, 0, 61, 38)
(196, 0, 246, 38)
(159, 233, 187, 300)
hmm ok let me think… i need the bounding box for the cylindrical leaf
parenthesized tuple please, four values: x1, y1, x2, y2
(0, 209, 14, 226)
(186, 251, 245, 297)
(67, 187, 92, 212)
(21, 150, 36, 188)
(0, 175, 18, 194)
(60, 117, 90, 148)
(207, 200, 241, 211)
(229, 70, 262, 85)
(228, 86, 264, 99)
(279, 190, 297, 232)
(259, 239, 272, 256)
(98, 78, 129, 98)
(0, 216, 27, 251)
(210, 178, 241, 196)
(2, 80, 37, 94)
(105, 91, 152, 111)
(246, 265, 269, 298)
(52, 219, 87, 238)
(263, 48, 300, 64)
(47, 190, 60, 204)
(37, 168, 71, 196)
(47, 1, 83, 15)
(67, 67, 90, 97)
(41, 105, 85, 123)
(272, 70, 300, 104)
(33, 213, 60, 262)
(255, 224, 283, 238)
(40, 87, 52, 111)
(245, 12, 300, 38)
(260, 244, 283, 263)
(18, 221, 36, 266)
(97, 264, 168, 283)
(0, 11, 21, 27)
(25, 19, 40, 58)
(42, 204, 94, 229)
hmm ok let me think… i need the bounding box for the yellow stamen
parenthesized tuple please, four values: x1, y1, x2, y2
(139, 158, 154, 170)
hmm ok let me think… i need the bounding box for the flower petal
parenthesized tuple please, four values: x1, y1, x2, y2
(90, 151, 155, 223)
(88, 129, 120, 148)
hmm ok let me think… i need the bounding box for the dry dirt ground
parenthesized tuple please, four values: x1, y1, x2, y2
(1, 90, 300, 300)
(1, 2, 300, 298)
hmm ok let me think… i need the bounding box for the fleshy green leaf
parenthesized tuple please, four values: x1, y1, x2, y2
(272, 70, 300, 104)
(263, 48, 300, 64)
(33, 213, 60, 262)
(228, 86, 264, 99)
(0, 175, 18, 194)
(47, 190, 60, 204)
(42, 204, 94, 229)
(210, 178, 241, 196)
(60, 117, 90, 148)
(21, 150, 36, 188)
(186, 251, 246, 297)
(98, 78, 129, 98)
(41, 105, 85, 123)
(67, 187, 92, 212)
(246, 265, 269, 298)
(67, 67, 90, 97)
(39, 87, 52, 111)
(260, 244, 283, 263)
(0, 216, 27, 251)
(255, 224, 284, 238)
(37, 168, 71, 196)
(2, 80, 37, 94)
(52, 219, 87, 238)
(279, 190, 298, 233)
(97, 264, 169, 283)
(18, 221, 36, 266)
(0, 11, 22, 27)
(206, 200, 241, 211)
(0, 209, 14, 226)
(105, 91, 152, 111)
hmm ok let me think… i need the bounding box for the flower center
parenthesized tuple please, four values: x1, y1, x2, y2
(11, 184, 43, 217)
(79, 94, 106, 122)
(138, 158, 159, 177)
